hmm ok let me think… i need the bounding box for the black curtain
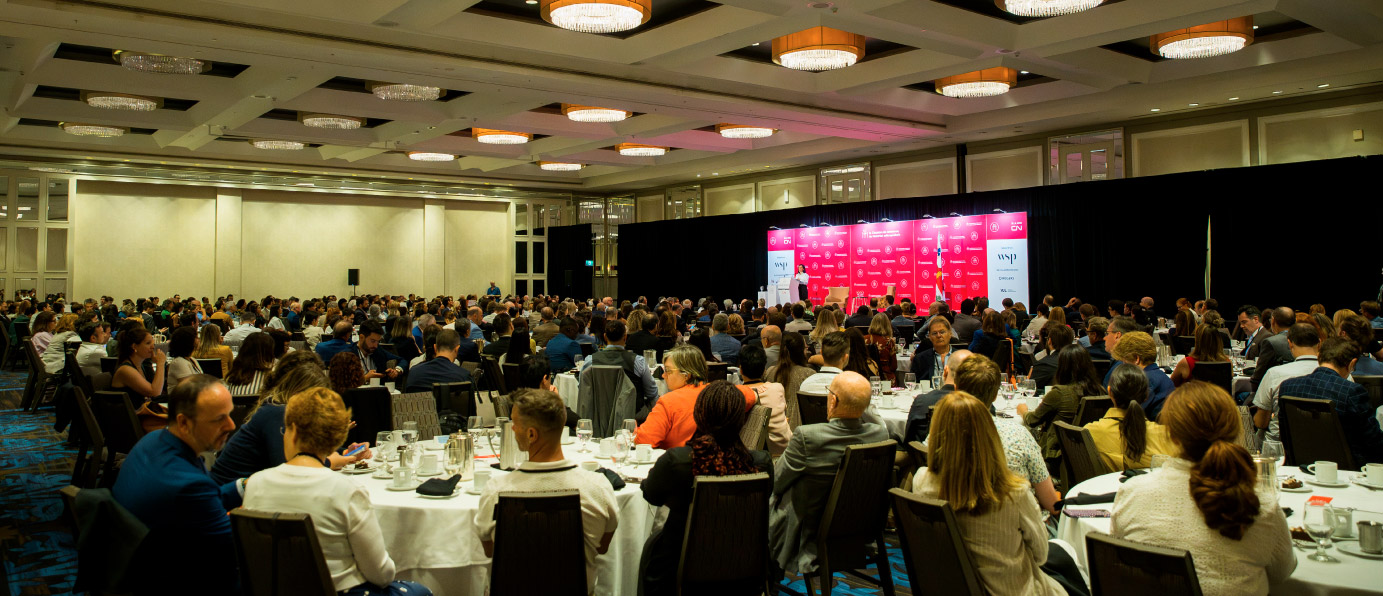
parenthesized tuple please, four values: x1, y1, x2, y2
(617, 155, 1382, 314)
(547, 223, 594, 299)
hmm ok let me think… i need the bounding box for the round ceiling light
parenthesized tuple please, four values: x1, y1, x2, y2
(616, 143, 666, 156)
(1152, 17, 1253, 59)
(561, 104, 630, 123)
(994, 0, 1104, 17)
(408, 151, 457, 161)
(82, 91, 161, 111)
(300, 113, 364, 129)
(368, 82, 442, 101)
(473, 128, 532, 144)
(772, 27, 865, 71)
(716, 123, 775, 139)
(60, 122, 128, 137)
(935, 67, 1018, 98)
(540, 0, 650, 34)
(251, 139, 306, 150)
(113, 51, 210, 74)
(539, 161, 584, 171)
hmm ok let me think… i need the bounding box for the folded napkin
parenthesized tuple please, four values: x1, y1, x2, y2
(598, 467, 626, 491)
(416, 474, 461, 496)
(1120, 469, 1149, 482)
(1054, 491, 1116, 510)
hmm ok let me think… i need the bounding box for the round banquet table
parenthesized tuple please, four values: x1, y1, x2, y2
(875, 383, 1022, 440)
(347, 440, 663, 596)
(554, 371, 741, 411)
(1058, 469, 1383, 596)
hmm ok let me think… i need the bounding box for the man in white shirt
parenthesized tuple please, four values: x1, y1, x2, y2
(799, 331, 887, 433)
(75, 321, 111, 376)
(224, 318, 262, 342)
(475, 388, 618, 594)
(761, 325, 782, 368)
(1252, 323, 1323, 442)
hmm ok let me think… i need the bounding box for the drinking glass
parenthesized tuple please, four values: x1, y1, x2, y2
(399, 428, 418, 445)
(622, 419, 638, 438)
(1020, 380, 1036, 400)
(613, 430, 631, 467)
(870, 376, 882, 398)
(931, 375, 943, 390)
(1000, 382, 1015, 402)
(904, 373, 917, 392)
(1302, 503, 1338, 562)
(402, 444, 422, 476)
(466, 416, 483, 431)
(1260, 439, 1285, 466)
(444, 442, 465, 478)
(576, 419, 594, 453)
(374, 431, 392, 466)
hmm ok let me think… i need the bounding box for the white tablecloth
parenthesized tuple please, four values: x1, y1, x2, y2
(354, 441, 662, 596)
(1058, 470, 1383, 596)
(871, 384, 1022, 441)
(554, 371, 742, 411)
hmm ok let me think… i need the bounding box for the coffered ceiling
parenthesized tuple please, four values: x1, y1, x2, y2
(1, 0, 1381, 192)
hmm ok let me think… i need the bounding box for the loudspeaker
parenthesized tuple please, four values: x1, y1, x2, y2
(348, 268, 360, 286)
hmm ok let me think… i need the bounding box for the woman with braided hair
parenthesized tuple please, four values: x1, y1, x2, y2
(636, 381, 772, 595)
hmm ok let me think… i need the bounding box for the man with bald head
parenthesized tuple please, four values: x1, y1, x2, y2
(1251, 306, 1298, 392)
(770, 371, 890, 577)
(761, 325, 783, 367)
(905, 349, 972, 443)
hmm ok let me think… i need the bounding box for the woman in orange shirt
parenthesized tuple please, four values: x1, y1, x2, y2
(634, 345, 756, 449)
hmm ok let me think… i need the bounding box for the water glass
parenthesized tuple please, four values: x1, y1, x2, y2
(401, 443, 422, 473)
(613, 429, 631, 466)
(622, 419, 638, 438)
(1260, 439, 1285, 466)
(399, 428, 418, 445)
(576, 419, 594, 453)
(1253, 456, 1278, 502)
(374, 431, 392, 466)
(904, 373, 917, 392)
(1019, 380, 1036, 399)
(870, 376, 882, 397)
(931, 375, 943, 390)
(1303, 503, 1338, 562)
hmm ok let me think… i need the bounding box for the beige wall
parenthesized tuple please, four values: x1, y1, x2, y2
(1261, 103, 1383, 165)
(1132, 121, 1249, 177)
(74, 180, 219, 299)
(704, 183, 756, 215)
(757, 176, 815, 211)
(876, 159, 957, 199)
(444, 201, 509, 297)
(636, 194, 662, 222)
(966, 148, 1043, 192)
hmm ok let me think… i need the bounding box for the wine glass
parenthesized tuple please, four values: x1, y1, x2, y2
(622, 418, 637, 438)
(904, 373, 917, 393)
(613, 429, 631, 467)
(1302, 503, 1338, 562)
(1020, 379, 1036, 401)
(1260, 439, 1285, 467)
(576, 419, 594, 453)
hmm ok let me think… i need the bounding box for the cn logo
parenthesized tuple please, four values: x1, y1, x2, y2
(970, 256, 980, 266)
(856, 247, 864, 256)
(870, 257, 878, 267)
(811, 241, 819, 250)
(970, 231, 979, 241)
(899, 255, 908, 265)
(971, 281, 980, 290)
(884, 245, 893, 255)
(989, 221, 998, 233)
(954, 269, 963, 278)
(885, 267, 893, 277)
(1011, 222, 1024, 232)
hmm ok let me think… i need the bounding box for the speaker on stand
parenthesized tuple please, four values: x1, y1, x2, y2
(348, 268, 359, 296)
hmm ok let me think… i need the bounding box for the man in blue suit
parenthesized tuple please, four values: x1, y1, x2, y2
(112, 375, 243, 596)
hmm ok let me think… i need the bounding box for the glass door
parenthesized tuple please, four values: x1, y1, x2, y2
(1058, 141, 1121, 184)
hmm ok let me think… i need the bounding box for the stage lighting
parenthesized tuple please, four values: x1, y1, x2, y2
(880, 217, 893, 222)
(798, 224, 810, 228)
(993, 208, 1008, 214)
(949, 212, 962, 217)
(922, 214, 935, 219)
(857, 219, 867, 224)
(768, 226, 781, 230)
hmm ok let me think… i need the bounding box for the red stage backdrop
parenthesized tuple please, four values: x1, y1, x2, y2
(766, 213, 1029, 309)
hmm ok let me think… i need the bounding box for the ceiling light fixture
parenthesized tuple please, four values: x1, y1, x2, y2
(716, 123, 775, 139)
(1317, 83, 1330, 88)
(1228, 97, 1239, 101)
(300, 113, 364, 129)
(772, 27, 865, 71)
(1189, 103, 1199, 106)
(616, 143, 666, 156)
(1150, 108, 1161, 112)
(113, 50, 210, 74)
(368, 82, 442, 101)
(1152, 16, 1253, 59)
(539, 161, 583, 171)
(561, 103, 630, 123)
(82, 91, 161, 111)
(407, 151, 456, 161)
(540, 0, 650, 34)
(994, 0, 1104, 17)
(1272, 90, 1282, 94)
(472, 128, 532, 144)
(935, 67, 1018, 98)
(60, 122, 128, 137)
(251, 139, 306, 150)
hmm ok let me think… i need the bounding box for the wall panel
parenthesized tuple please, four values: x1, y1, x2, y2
(73, 180, 219, 299)
(444, 201, 510, 297)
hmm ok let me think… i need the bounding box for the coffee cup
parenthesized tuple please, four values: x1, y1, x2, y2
(1307, 461, 1339, 484)
(598, 437, 616, 457)
(392, 467, 414, 488)
(473, 469, 490, 492)
(369, 376, 382, 387)
(1026, 397, 1040, 411)
(581, 461, 600, 472)
(420, 454, 439, 475)
(1361, 463, 1383, 485)
(435, 435, 450, 447)
(635, 444, 653, 462)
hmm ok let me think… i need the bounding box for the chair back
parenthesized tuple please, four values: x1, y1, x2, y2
(1170, 335, 1196, 356)
(991, 338, 1015, 375)
(739, 404, 770, 451)
(889, 488, 983, 596)
(1091, 359, 1113, 382)
(100, 357, 118, 374)
(796, 390, 828, 426)
(678, 474, 772, 595)
(1075, 395, 1114, 426)
(579, 342, 596, 358)
(490, 491, 587, 596)
(1236, 406, 1260, 453)
(482, 356, 507, 394)
(904, 440, 928, 470)
(392, 392, 442, 439)
(894, 325, 914, 348)
(1085, 532, 1203, 596)
(707, 361, 729, 383)
(196, 358, 223, 379)
(493, 393, 513, 427)
(228, 509, 336, 596)
(339, 387, 393, 447)
(1354, 375, 1383, 410)
(433, 381, 475, 418)
(1279, 396, 1357, 470)
(576, 366, 636, 437)
(502, 362, 523, 393)
(1189, 361, 1232, 394)
(71, 387, 106, 488)
(290, 331, 305, 341)
(1055, 421, 1106, 484)
(89, 391, 144, 456)
(14, 321, 29, 338)
(816, 440, 897, 570)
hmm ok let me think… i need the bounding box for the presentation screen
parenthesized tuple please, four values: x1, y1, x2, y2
(766, 212, 1029, 308)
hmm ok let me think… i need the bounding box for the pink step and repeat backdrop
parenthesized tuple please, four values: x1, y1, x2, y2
(766, 212, 1029, 308)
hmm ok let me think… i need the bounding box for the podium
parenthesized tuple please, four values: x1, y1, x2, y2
(774, 276, 801, 306)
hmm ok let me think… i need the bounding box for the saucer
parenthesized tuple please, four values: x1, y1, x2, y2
(424, 443, 444, 451)
(340, 464, 374, 475)
(1351, 477, 1383, 490)
(372, 470, 394, 480)
(1279, 486, 1312, 493)
(385, 483, 421, 491)
(561, 436, 575, 445)
(418, 491, 460, 500)
(416, 470, 442, 478)
(465, 487, 483, 495)
(1306, 478, 1350, 488)
(1336, 543, 1383, 560)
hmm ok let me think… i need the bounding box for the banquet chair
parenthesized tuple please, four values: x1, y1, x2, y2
(13, 321, 29, 342)
(493, 393, 512, 426)
(707, 362, 729, 383)
(480, 356, 506, 394)
(22, 337, 59, 411)
(491, 491, 587, 596)
(502, 362, 523, 393)
(340, 387, 392, 447)
(0, 322, 18, 371)
(65, 485, 148, 596)
(1170, 336, 1196, 356)
(1354, 375, 1382, 410)
(1090, 359, 1113, 383)
(678, 473, 773, 596)
(89, 391, 145, 486)
(1075, 396, 1114, 427)
(797, 390, 829, 426)
(100, 357, 118, 374)
(888, 488, 983, 596)
(1085, 532, 1202, 596)
(1054, 422, 1106, 488)
(824, 287, 849, 309)
(579, 342, 596, 358)
(392, 392, 441, 439)
(1236, 406, 1261, 453)
(1190, 362, 1233, 395)
(784, 440, 897, 596)
(70, 387, 107, 489)
(1278, 396, 1357, 470)
(228, 509, 335, 596)
(196, 358, 223, 379)
(739, 404, 770, 451)
(290, 331, 305, 342)
(576, 365, 635, 438)
(894, 325, 914, 348)
(433, 381, 475, 419)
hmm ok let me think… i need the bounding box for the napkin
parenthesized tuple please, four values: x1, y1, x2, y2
(598, 468, 626, 490)
(1054, 491, 1116, 510)
(416, 474, 461, 496)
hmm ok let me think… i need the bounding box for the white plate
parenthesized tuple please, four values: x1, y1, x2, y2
(385, 483, 421, 491)
(465, 487, 483, 495)
(1352, 477, 1383, 490)
(340, 465, 374, 475)
(1306, 478, 1350, 488)
(1336, 543, 1383, 560)
(418, 491, 460, 500)
(1279, 486, 1312, 493)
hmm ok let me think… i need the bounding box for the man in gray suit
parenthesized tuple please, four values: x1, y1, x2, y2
(769, 371, 891, 576)
(1251, 307, 1296, 392)
(1235, 305, 1270, 359)
(952, 298, 982, 344)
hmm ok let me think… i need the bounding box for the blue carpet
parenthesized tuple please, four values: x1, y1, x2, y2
(779, 543, 912, 595)
(0, 404, 77, 596)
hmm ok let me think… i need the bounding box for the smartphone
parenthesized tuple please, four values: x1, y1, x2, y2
(1063, 509, 1111, 518)
(343, 443, 367, 457)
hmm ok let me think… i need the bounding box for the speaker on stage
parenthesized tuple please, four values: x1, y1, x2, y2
(348, 268, 360, 286)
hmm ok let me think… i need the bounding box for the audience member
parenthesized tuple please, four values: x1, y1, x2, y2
(1170, 323, 1229, 386)
(1250, 307, 1296, 391)
(74, 321, 110, 376)
(1029, 321, 1075, 391)
(866, 313, 897, 383)
(738, 344, 791, 455)
(1018, 344, 1104, 463)
(1084, 317, 1111, 361)
(951, 355, 1060, 513)
(761, 325, 782, 368)
(841, 327, 880, 379)
(404, 329, 473, 391)
(578, 320, 657, 414)
(709, 313, 742, 365)
(766, 332, 813, 431)
(1251, 323, 1322, 442)
(952, 299, 982, 342)
(905, 349, 971, 445)
(1338, 314, 1383, 375)
(1277, 337, 1383, 464)
(1363, 300, 1383, 328)
(328, 351, 365, 395)
(165, 325, 203, 387)
(546, 318, 585, 372)
(225, 332, 275, 396)
(1085, 364, 1174, 470)
(1109, 331, 1174, 421)
(968, 310, 1008, 360)
(635, 346, 756, 449)
(30, 311, 57, 353)
(908, 316, 954, 383)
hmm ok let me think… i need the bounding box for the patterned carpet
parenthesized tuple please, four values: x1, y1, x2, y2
(0, 384, 78, 596)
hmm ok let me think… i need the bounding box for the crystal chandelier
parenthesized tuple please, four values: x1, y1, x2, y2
(541, 0, 650, 34)
(368, 82, 442, 101)
(539, 161, 583, 171)
(935, 67, 1018, 98)
(473, 128, 532, 144)
(773, 27, 866, 71)
(408, 151, 456, 161)
(716, 124, 775, 139)
(82, 91, 161, 111)
(300, 113, 364, 129)
(561, 104, 630, 123)
(616, 143, 666, 156)
(251, 139, 306, 150)
(1152, 17, 1254, 59)
(995, 0, 1103, 17)
(113, 51, 210, 74)
(60, 122, 128, 137)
